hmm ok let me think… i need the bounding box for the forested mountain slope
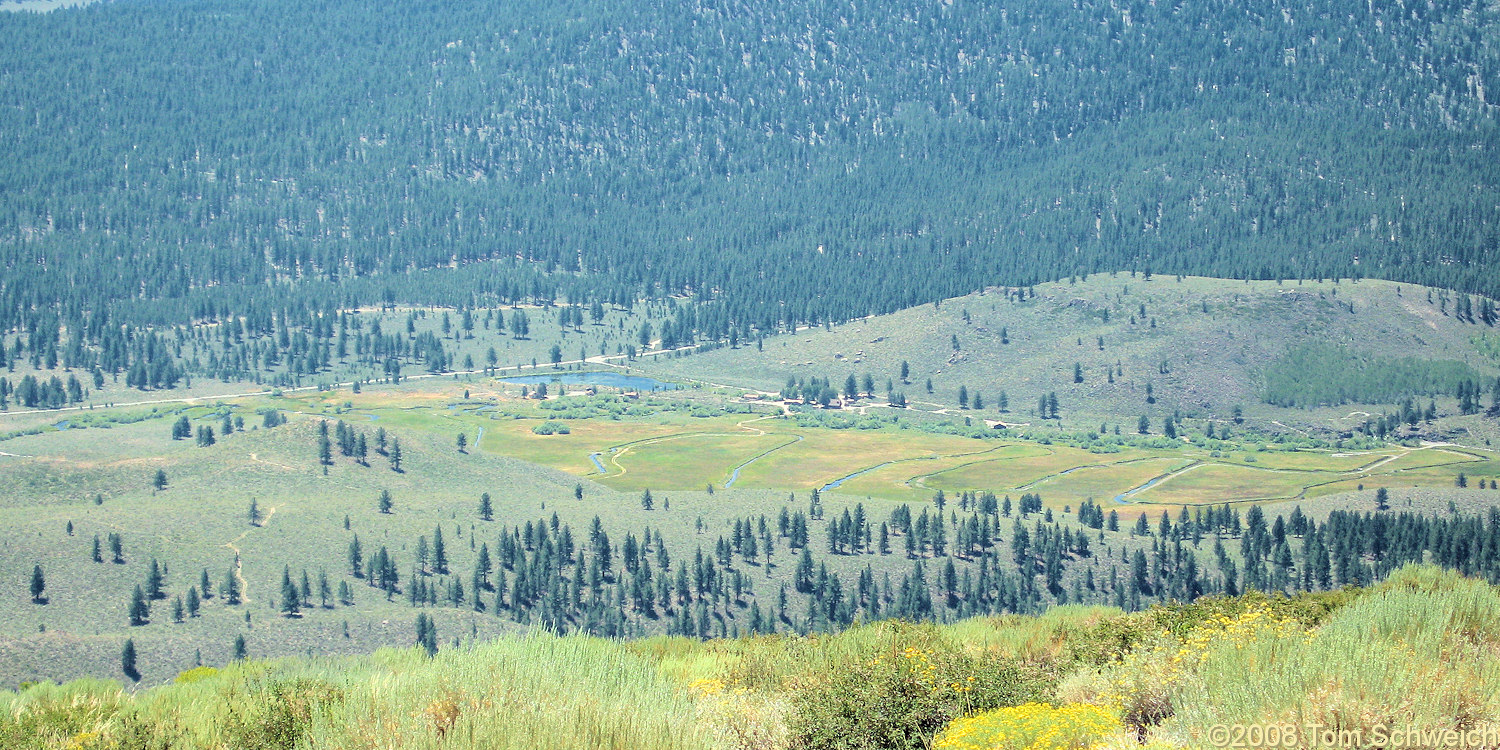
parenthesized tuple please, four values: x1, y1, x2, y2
(1, 0, 1497, 331)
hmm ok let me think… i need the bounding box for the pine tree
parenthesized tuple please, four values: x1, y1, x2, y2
(433, 526, 448, 575)
(479, 492, 493, 521)
(129, 585, 150, 626)
(378, 489, 394, 514)
(146, 558, 164, 600)
(415, 613, 438, 657)
(389, 439, 403, 472)
(317, 420, 332, 467)
(29, 565, 45, 603)
(232, 635, 247, 660)
(348, 534, 363, 577)
(318, 570, 331, 608)
(224, 568, 242, 605)
(121, 639, 139, 681)
(280, 567, 301, 617)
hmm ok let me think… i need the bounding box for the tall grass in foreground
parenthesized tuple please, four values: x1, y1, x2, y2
(1062, 565, 1500, 747)
(1164, 565, 1500, 740)
(305, 635, 708, 750)
(2, 635, 710, 750)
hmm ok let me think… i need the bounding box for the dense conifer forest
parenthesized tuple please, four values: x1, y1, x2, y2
(1, 0, 1497, 340)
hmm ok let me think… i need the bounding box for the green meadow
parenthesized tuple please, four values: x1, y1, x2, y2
(425, 382, 1500, 515)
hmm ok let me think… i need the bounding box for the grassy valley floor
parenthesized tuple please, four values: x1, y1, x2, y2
(2, 374, 1499, 689)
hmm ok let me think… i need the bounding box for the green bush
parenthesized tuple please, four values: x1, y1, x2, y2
(223, 677, 344, 750)
(788, 624, 1055, 750)
(531, 421, 571, 435)
(1057, 614, 1158, 667)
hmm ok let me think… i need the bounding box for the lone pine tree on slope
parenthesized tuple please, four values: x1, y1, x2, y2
(29, 565, 45, 604)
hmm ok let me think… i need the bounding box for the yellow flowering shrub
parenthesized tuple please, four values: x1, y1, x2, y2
(63, 732, 103, 750)
(933, 702, 1124, 750)
(689, 677, 727, 696)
